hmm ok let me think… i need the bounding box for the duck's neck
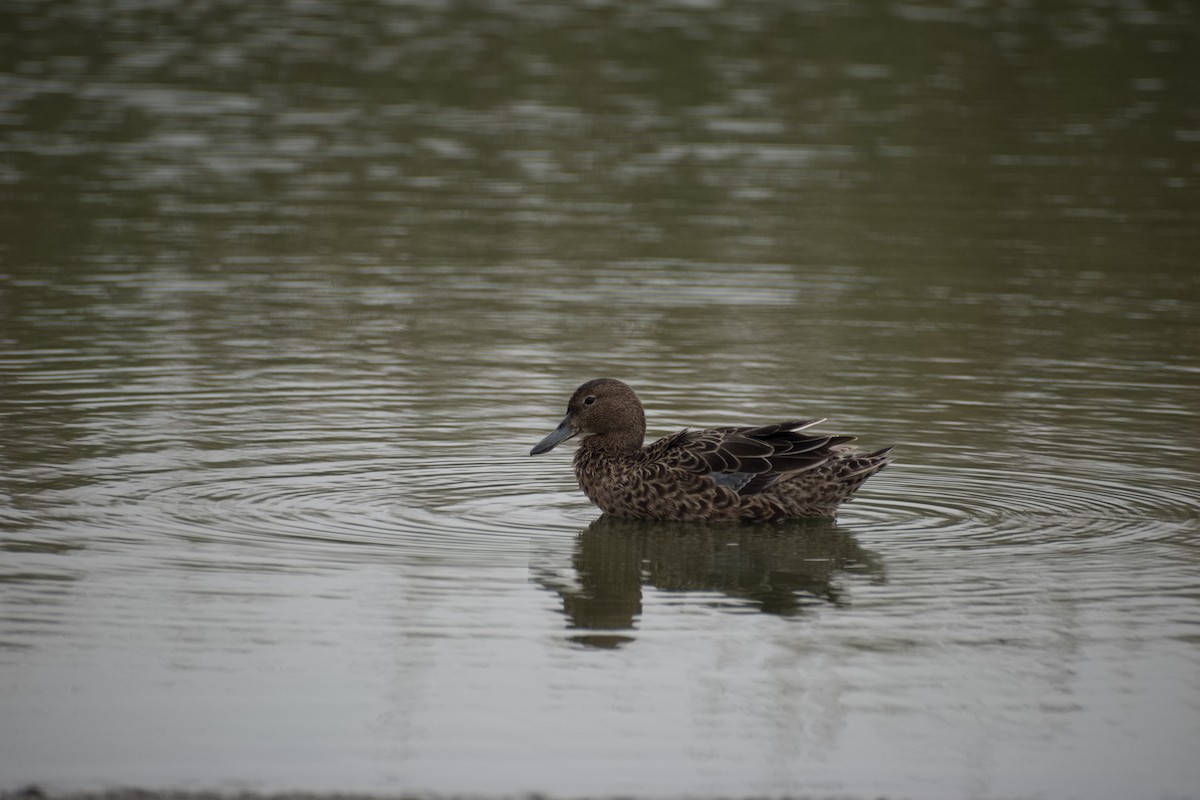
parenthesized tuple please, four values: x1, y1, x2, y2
(579, 429, 645, 454)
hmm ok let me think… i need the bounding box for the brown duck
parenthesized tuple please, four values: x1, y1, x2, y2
(530, 378, 893, 522)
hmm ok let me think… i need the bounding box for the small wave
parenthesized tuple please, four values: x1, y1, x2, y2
(97, 451, 573, 566)
(843, 461, 1199, 549)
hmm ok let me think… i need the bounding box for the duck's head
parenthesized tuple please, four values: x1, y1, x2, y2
(530, 378, 647, 455)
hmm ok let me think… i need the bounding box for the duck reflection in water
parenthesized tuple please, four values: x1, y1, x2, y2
(534, 516, 885, 649)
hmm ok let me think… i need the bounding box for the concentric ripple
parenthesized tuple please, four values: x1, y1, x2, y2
(842, 460, 1199, 549)
(123, 443, 1190, 568)
(108, 449, 576, 567)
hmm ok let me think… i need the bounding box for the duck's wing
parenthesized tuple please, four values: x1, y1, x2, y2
(649, 420, 856, 496)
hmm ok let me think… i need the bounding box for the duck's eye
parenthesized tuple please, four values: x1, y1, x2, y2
(583, 395, 597, 406)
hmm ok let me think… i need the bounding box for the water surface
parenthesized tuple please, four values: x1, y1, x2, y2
(2, 2, 1199, 799)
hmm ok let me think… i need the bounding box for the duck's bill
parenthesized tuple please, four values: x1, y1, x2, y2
(530, 415, 576, 455)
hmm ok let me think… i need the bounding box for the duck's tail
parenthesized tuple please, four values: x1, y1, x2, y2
(842, 446, 895, 478)
(831, 446, 894, 501)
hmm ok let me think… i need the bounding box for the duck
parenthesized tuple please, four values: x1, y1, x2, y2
(530, 378, 893, 522)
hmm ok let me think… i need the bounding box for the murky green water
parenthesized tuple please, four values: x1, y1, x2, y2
(2, 2, 1199, 799)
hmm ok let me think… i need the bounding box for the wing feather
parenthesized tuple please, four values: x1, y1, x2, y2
(648, 420, 858, 496)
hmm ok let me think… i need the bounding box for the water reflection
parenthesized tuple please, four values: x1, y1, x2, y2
(537, 517, 883, 648)
(4, 0, 1199, 273)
